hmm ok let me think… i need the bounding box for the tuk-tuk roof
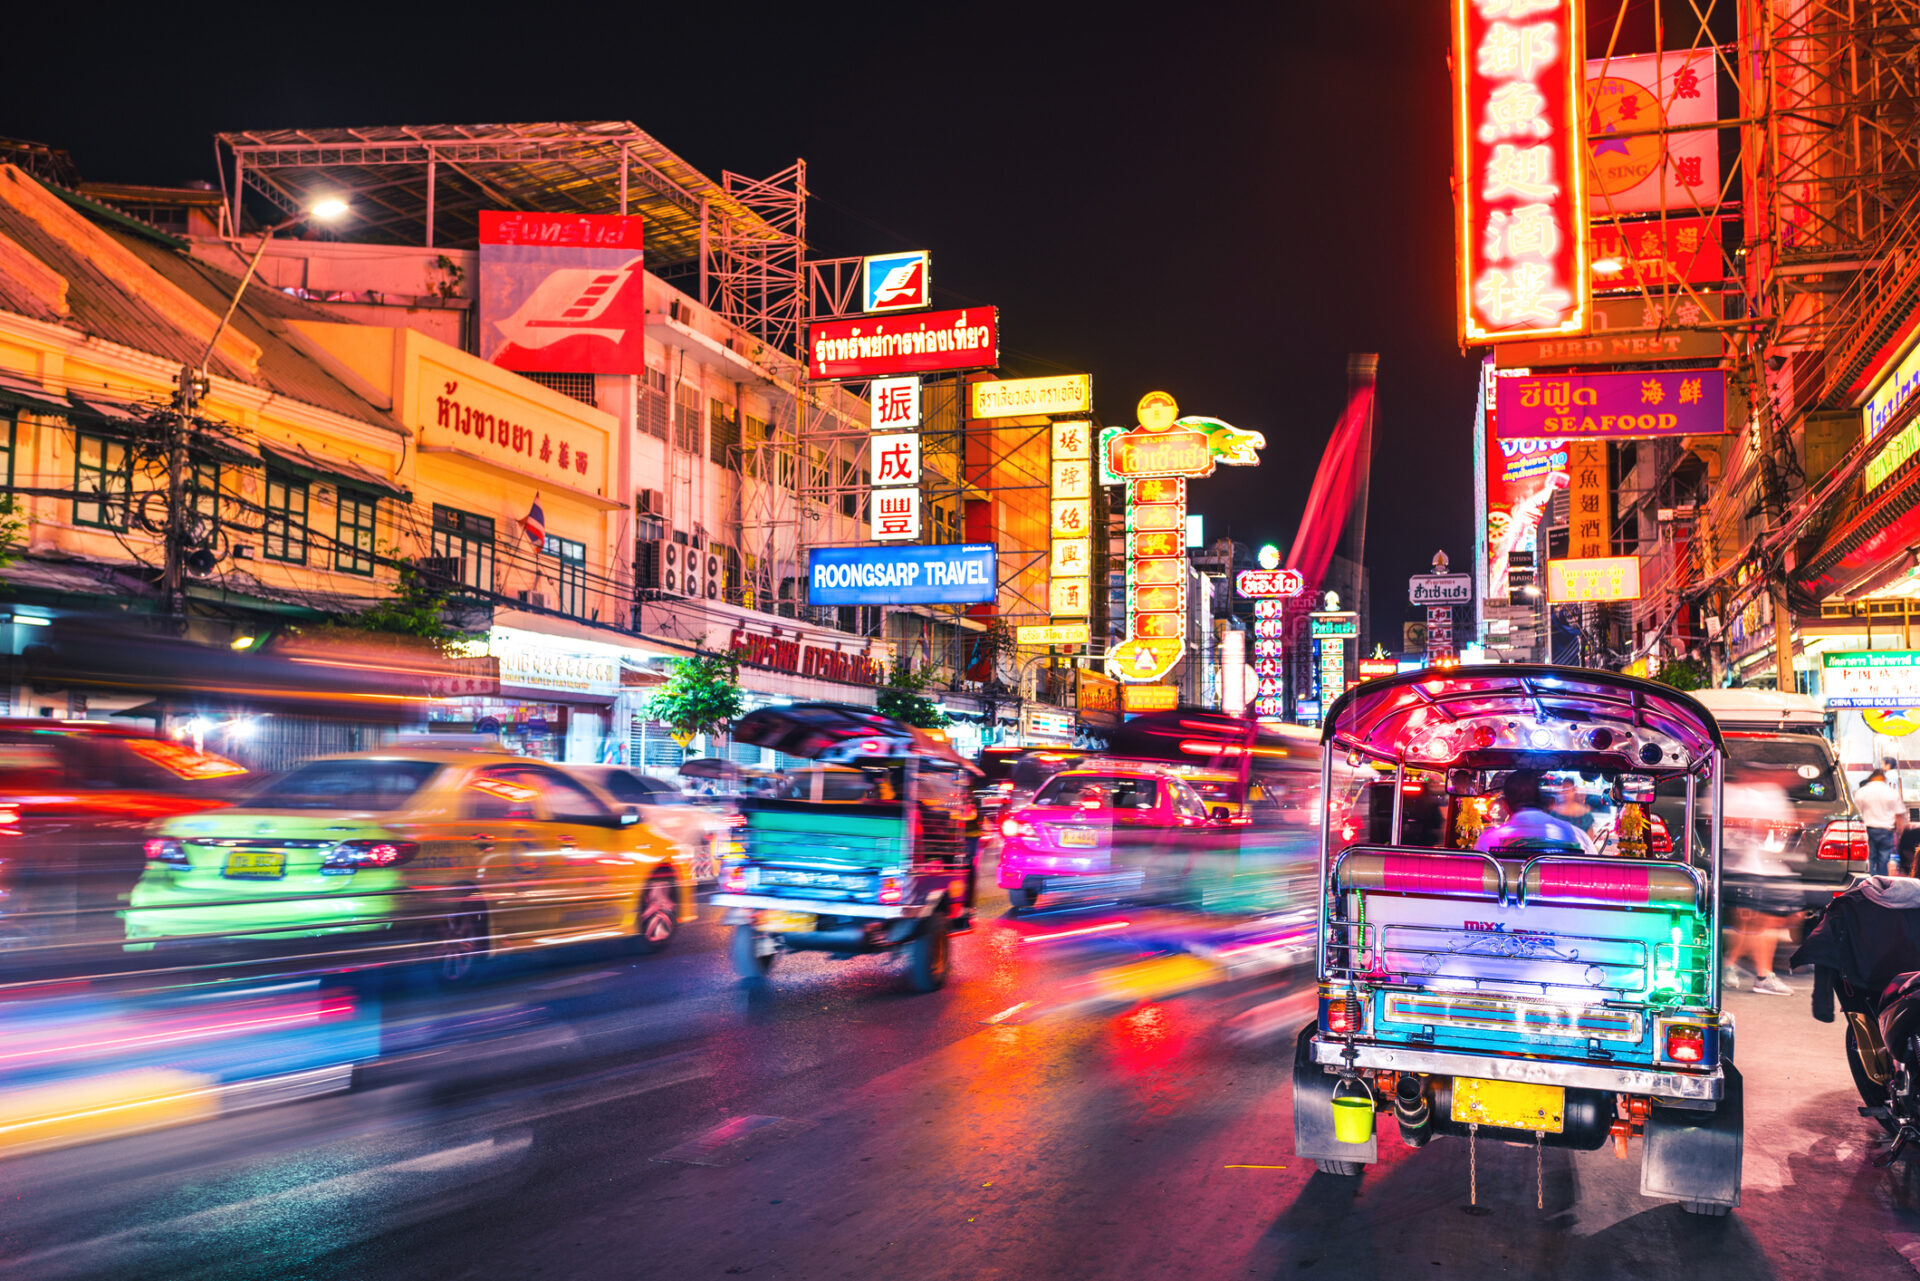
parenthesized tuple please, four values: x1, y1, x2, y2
(1320, 664, 1723, 772)
(733, 702, 979, 774)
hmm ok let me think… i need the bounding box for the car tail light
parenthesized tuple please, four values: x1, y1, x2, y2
(0, 804, 18, 835)
(320, 840, 418, 873)
(1327, 994, 1362, 1034)
(1648, 814, 1672, 856)
(721, 859, 757, 893)
(1664, 1023, 1705, 1064)
(144, 837, 189, 866)
(1001, 817, 1034, 840)
(877, 873, 906, 905)
(1817, 818, 1868, 861)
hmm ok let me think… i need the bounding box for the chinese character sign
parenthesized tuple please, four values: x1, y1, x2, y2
(1565, 438, 1610, 559)
(870, 377, 922, 430)
(1453, 0, 1589, 344)
(871, 433, 921, 487)
(1049, 417, 1096, 621)
(1546, 555, 1642, 602)
(1585, 51, 1718, 218)
(872, 488, 921, 541)
(1494, 368, 1726, 439)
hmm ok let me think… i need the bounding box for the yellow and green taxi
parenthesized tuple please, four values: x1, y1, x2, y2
(124, 749, 695, 979)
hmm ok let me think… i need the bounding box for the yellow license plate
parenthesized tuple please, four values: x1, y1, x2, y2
(223, 851, 287, 880)
(1058, 828, 1098, 847)
(1450, 1077, 1564, 1133)
(757, 911, 816, 933)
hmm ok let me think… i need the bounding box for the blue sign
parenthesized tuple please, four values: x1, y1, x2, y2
(861, 251, 931, 313)
(808, 544, 996, 606)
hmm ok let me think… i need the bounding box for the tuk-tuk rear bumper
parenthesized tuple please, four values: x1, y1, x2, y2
(710, 893, 932, 919)
(1309, 1037, 1723, 1101)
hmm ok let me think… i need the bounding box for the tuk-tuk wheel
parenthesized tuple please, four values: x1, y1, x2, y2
(730, 924, 776, 981)
(906, 913, 950, 993)
(1314, 1160, 1362, 1177)
(1680, 1201, 1730, 1217)
(1006, 887, 1035, 912)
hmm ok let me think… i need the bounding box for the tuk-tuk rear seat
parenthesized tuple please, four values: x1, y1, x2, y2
(1336, 850, 1503, 900)
(1521, 859, 1699, 907)
(1336, 848, 1701, 909)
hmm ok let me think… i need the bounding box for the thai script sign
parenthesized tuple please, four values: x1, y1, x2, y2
(808, 308, 998, 380)
(1020, 623, 1091, 647)
(1409, 574, 1474, 604)
(414, 357, 610, 497)
(1545, 555, 1643, 602)
(807, 544, 996, 606)
(1865, 335, 1920, 442)
(1823, 651, 1920, 709)
(971, 374, 1093, 419)
(1494, 368, 1725, 439)
(1237, 569, 1307, 598)
(478, 212, 646, 375)
(728, 626, 881, 687)
(1453, 0, 1589, 343)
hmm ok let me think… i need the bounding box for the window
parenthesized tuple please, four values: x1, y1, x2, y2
(641, 368, 668, 440)
(431, 504, 495, 593)
(709, 400, 739, 467)
(246, 759, 440, 810)
(336, 490, 378, 576)
(73, 430, 131, 529)
(263, 472, 309, 563)
(673, 383, 702, 454)
(547, 534, 587, 618)
(0, 410, 14, 487)
(520, 765, 613, 825)
(1035, 774, 1161, 811)
(519, 371, 596, 407)
(462, 766, 539, 821)
(189, 461, 221, 534)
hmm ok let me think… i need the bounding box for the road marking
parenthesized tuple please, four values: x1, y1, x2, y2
(654, 1114, 814, 1167)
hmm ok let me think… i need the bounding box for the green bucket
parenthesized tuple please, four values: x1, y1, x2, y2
(1330, 1081, 1375, 1145)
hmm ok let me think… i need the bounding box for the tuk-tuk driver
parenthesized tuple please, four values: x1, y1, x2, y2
(1475, 769, 1598, 856)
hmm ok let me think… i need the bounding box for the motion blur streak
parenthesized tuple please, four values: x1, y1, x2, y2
(1020, 921, 1131, 944)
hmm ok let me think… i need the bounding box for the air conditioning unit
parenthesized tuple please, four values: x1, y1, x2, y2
(704, 550, 723, 600)
(637, 488, 664, 516)
(670, 298, 694, 325)
(518, 590, 549, 610)
(635, 541, 662, 591)
(661, 541, 683, 594)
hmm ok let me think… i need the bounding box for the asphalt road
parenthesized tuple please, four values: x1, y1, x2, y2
(0, 886, 1915, 1281)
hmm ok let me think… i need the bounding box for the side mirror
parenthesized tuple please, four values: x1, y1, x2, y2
(1210, 806, 1233, 825)
(1616, 775, 1656, 804)
(618, 805, 642, 827)
(1447, 769, 1479, 797)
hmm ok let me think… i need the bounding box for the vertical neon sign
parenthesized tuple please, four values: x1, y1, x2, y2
(1454, 0, 1589, 344)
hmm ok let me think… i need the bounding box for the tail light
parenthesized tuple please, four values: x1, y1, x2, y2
(1664, 1023, 1706, 1064)
(320, 840, 418, 874)
(1327, 994, 1362, 1034)
(1648, 814, 1672, 856)
(0, 804, 18, 836)
(877, 873, 906, 904)
(1817, 818, 1868, 861)
(144, 837, 189, 866)
(1001, 817, 1034, 840)
(721, 859, 757, 893)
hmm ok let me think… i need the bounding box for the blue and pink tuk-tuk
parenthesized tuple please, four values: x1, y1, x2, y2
(1293, 666, 1742, 1214)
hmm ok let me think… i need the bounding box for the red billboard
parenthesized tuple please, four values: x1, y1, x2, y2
(1591, 216, 1727, 289)
(1453, 0, 1589, 344)
(1235, 569, 1306, 598)
(478, 212, 647, 375)
(807, 308, 998, 381)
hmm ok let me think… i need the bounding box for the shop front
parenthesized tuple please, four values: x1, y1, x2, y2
(428, 622, 646, 763)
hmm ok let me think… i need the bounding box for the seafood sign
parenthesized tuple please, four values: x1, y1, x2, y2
(1494, 369, 1726, 440)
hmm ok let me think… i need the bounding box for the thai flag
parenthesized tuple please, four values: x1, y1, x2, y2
(520, 496, 546, 550)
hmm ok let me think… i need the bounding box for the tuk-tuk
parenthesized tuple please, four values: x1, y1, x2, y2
(711, 703, 980, 993)
(1293, 666, 1742, 1215)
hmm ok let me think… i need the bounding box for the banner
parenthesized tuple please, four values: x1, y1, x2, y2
(807, 308, 998, 380)
(1494, 293, 1725, 368)
(1494, 368, 1726, 439)
(478, 213, 646, 375)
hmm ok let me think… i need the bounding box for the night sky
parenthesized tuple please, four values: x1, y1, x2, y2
(6, 0, 1481, 650)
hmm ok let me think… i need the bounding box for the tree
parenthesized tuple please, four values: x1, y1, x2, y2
(336, 558, 469, 656)
(877, 662, 950, 730)
(645, 650, 747, 743)
(1652, 657, 1711, 692)
(0, 497, 24, 583)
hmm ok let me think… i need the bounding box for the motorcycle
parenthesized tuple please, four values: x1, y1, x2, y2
(1791, 877, 1920, 1161)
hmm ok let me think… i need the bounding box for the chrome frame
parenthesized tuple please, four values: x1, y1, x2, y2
(1309, 1037, 1724, 1100)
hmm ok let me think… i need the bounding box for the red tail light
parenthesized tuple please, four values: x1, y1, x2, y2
(1817, 819, 1868, 861)
(1648, 814, 1672, 856)
(144, 837, 189, 866)
(1001, 817, 1034, 840)
(1664, 1023, 1706, 1064)
(1327, 995, 1362, 1034)
(320, 839, 418, 872)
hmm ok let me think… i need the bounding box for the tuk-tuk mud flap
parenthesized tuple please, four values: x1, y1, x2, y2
(1293, 1024, 1377, 1165)
(1640, 1063, 1743, 1208)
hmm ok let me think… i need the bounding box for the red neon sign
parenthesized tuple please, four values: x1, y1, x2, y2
(807, 307, 998, 380)
(1453, 0, 1589, 344)
(1235, 569, 1306, 599)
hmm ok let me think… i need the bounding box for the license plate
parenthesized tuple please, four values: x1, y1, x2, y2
(1450, 1077, 1564, 1133)
(223, 851, 287, 880)
(1058, 827, 1098, 848)
(757, 911, 816, 933)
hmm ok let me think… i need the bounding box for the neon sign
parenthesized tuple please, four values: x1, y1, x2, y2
(1453, 0, 1589, 344)
(1235, 569, 1306, 598)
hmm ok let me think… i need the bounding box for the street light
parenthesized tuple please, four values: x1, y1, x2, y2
(163, 198, 350, 619)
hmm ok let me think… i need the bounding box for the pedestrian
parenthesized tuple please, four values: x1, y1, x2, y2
(1856, 769, 1909, 878)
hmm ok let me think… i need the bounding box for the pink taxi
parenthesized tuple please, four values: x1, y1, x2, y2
(996, 765, 1220, 910)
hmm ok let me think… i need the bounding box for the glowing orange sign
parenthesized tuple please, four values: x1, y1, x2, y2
(1121, 684, 1178, 714)
(1453, 0, 1589, 344)
(1545, 555, 1642, 602)
(126, 738, 248, 780)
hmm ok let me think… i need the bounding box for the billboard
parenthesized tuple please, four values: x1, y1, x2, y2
(1494, 368, 1726, 440)
(478, 213, 647, 375)
(971, 375, 1093, 419)
(808, 308, 998, 380)
(862, 251, 930, 313)
(1586, 51, 1719, 218)
(1591, 216, 1726, 288)
(1545, 556, 1643, 602)
(1823, 652, 1920, 710)
(807, 544, 997, 606)
(1493, 292, 1726, 368)
(1452, 0, 1589, 343)
(1019, 623, 1091, 647)
(1236, 568, 1306, 598)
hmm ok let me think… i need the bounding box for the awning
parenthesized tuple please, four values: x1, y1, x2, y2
(0, 371, 71, 414)
(258, 439, 411, 501)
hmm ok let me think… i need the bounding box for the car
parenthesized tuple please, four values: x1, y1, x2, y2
(124, 750, 695, 979)
(1655, 689, 1861, 916)
(0, 719, 247, 956)
(568, 766, 734, 882)
(996, 765, 1220, 910)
